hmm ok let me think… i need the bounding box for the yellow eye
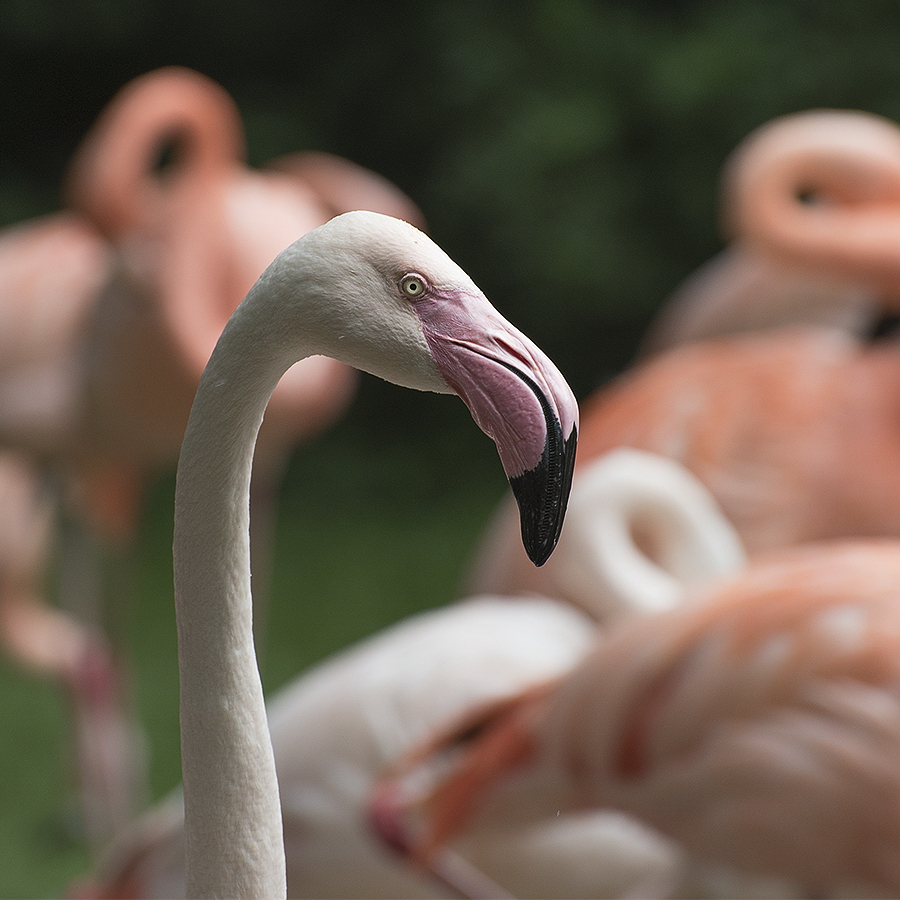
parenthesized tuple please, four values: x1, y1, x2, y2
(400, 274, 426, 298)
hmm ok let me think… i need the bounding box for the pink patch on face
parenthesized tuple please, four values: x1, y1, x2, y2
(412, 288, 576, 478)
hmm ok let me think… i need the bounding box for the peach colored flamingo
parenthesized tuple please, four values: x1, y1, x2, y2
(0, 67, 426, 849)
(117, 211, 575, 898)
(75, 597, 661, 899)
(74, 454, 744, 899)
(468, 112, 900, 606)
(643, 109, 900, 354)
(0, 65, 424, 537)
(376, 539, 900, 899)
(60, 66, 424, 537)
(0, 451, 141, 850)
(61, 67, 425, 624)
(467, 318, 900, 613)
(0, 185, 135, 849)
(467, 448, 745, 624)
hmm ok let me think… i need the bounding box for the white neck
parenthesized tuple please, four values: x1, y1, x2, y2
(169, 211, 515, 897)
(552, 451, 745, 621)
(174, 309, 299, 899)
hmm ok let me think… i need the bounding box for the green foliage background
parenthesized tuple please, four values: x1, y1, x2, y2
(1, 1, 900, 895)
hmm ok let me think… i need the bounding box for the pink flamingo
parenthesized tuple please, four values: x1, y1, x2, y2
(467, 323, 900, 614)
(467, 112, 900, 605)
(0, 67, 425, 846)
(74, 455, 745, 899)
(0, 202, 135, 847)
(60, 66, 424, 536)
(643, 109, 900, 354)
(0, 451, 141, 849)
(75, 597, 630, 900)
(376, 539, 900, 899)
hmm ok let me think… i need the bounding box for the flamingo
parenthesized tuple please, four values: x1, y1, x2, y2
(76, 597, 682, 899)
(0, 68, 425, 842)
(643, 109, 900, 355)
(467, 447, 745, 623)
(0, 450, 141, 848)
(376, 539, 900, 899)
(467, 114, 900, 599)
(57, 65, 425, 535)
(137, 210, 577, 898)
(0, 164, 145, 850)
(60, 65, 424, 641)
(0, 64, 425, 551)
(75, 453, 753, 897)
(467, 313, 900, 614)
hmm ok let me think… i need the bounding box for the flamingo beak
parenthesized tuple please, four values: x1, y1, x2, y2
(414, 289, 578, 567)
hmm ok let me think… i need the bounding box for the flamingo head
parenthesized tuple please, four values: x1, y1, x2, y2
(252, 210, 578, 565)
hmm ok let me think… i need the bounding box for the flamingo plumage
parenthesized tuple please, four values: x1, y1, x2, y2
(0, 451, 141, 848)
(468, 321, 900, 615)
(0, 64, 424, 541)
(77, 597, 666, 899)
(59, 66, 426, 532)
(378, 540, 900, 899)
(468, 112, 900, 601)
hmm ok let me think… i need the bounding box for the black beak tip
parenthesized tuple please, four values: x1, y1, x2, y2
(509, 425, 577, 567)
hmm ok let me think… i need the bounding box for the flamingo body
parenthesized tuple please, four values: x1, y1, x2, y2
(77, 597, 680, 899)
(577, 328, 900, 554)
(390, 541, 900, 898)
(0, 66, 424, 529)
(0, 212, 110, 454)
(470, 324, 900, 615)
(643, 244, 874, 354)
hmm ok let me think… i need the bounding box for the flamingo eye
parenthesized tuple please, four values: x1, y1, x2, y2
(400, 273, 427, 299)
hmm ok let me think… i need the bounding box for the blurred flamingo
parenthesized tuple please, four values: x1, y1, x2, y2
(643, 109, 900, 354)
(0, 67, 425, 846)
(377, 539, 900, 899)
(468, 111, 900, 601)
(0, 169, 133, 848)
(75, 451, 747, 899)
(469, 318, 900, 611)
(61, 66, 425, 540)
(468, 448, 745, 623)
(0, 451, 141, 849)
(74, 597, 636, 899)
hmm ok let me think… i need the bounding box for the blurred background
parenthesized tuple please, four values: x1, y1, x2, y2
(1, 0, 900, 895)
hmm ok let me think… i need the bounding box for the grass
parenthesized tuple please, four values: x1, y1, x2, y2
(0, 381, 509, 898)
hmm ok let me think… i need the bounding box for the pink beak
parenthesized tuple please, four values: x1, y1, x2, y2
(413, 288, 578, 567)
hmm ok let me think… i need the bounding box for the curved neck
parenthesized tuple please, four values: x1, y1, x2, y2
(555, 457, 745, 620)
(173, 315, 299, 899)
(729, 143, 900, 289)
(67, 68, 243, 241)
